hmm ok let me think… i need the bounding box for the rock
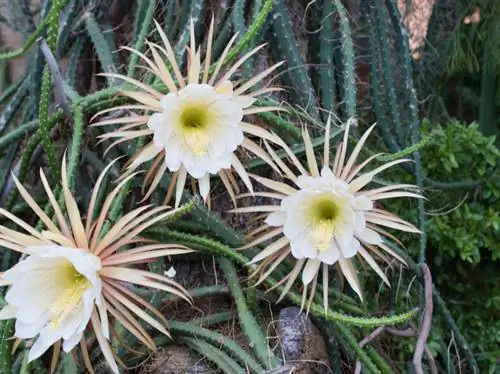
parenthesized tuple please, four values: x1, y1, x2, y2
(276, 307, 331, 374)
(146, 345, 214, 374)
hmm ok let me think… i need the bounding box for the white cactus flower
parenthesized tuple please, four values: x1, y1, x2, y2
(231, 118, 422, 310)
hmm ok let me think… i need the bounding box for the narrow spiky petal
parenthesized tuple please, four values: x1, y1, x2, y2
(231, 123, 421, 309)
(92, 18, 284, 207)
(0, 158, 193, 373)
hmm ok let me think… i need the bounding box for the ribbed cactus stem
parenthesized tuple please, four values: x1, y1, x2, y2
(335, 323, 381, 373)
(0, 120, 38, 151)
(218, 258, 281, 370)
(67, 106, 84, 188)
(374, 0, 403, 144)
(171, 321, 264, 373)
(319, 0, 337, 114)
(85, 14, 118, 86)
(128, 0, 156, 77)
(183, 337, 245, 373)
(271, 0, 320, 120)
(0, 297, 14, 374)
(333, 0, 356, 119)
(368, 17, 400, 153)
(383, 1, 426, 262)
(38, 0, 67, 183)
(174, 0, 205, 63)
(0, 79, 29, 135)
(56, 0, 79, 58)
(0, 76, 24, 106)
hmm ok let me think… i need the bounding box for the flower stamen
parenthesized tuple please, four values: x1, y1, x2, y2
(184, 130, 210, 156)
(179, 105, 212, 156)
(180, 106, 209, 130)
(49, 263, 91, 328)
(311, 220, 335, 251)
(309, 197, 339, 251)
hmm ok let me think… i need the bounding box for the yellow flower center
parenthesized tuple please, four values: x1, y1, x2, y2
(49, 262, 91, 328)
(308, 196, 340, 251)
(180, 106, 208, 130)
(180, 105, 211, 156)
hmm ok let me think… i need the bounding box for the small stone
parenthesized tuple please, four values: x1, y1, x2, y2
(276, 307, 330, 374)
(147, 345, 214, 374)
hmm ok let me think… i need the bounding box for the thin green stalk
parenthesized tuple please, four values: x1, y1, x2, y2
(46, 0, 65, 51)
(170, 320, 264, 373)
(251, 0, 263, 22)
(0, 75, 24, 105)
(424, 178, 483, 189)
(368, 16, 400, 154)
(271, 0, 319, 120)
(191, 202, 245, 247)
(183, 338, 243, 374)
(256, 111, 301, 140)
(377, 137, 430, 162)
(27, 0, 52, 119)
(319, 0, 336, 114)
(39, 67, 61, 182)
(145, 227, 249, 265)
(162, 284, 228, 302)
(37, 0, 67, 183)
(374, 0, 402, 143)
(224, 0, 274, 64)
(56, 0, 79, 58)
(231, 0, 250, 77)
(218, 257, 281, 370)
(67, 106, 85, 187)
(163, 0, 177, 39)
(0, 61, 7, 91)
(332, 0, 356, 119)
(0, 11, 54, 61)
(335, 323, 381, 374)
(0, 142, 20, 213)
(19, 350, 30, 374)
(145, 228, 416, 328)
(128, 0, 156, 77)
(366, 346, 393, 374)
(478, 21, 497, 138)
(190, 312, 234, 326)
(211, 11, 234, 60)
(85, 13, 118, 86)
(268, 277, 417, 327)
(0, 78, 29, 135)
(106, 137, 147, 224)
(4, 110, 65, 210)
(171, 0, 192, 41)
(66, 38, 85, 86)
(0, 120, 38, 151)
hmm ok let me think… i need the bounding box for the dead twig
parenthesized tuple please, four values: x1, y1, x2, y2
(413, 263, 433, 374)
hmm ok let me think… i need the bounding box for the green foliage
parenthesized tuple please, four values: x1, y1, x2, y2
(422, 120, 499, 179)
(383, 119, 499, 371)
(420, 120, 499, 371)
(421, 120, 499, 263)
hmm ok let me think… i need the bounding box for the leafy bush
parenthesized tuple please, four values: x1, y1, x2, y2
(385, 119, 500, 371)
(421, 120, 500, 263)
